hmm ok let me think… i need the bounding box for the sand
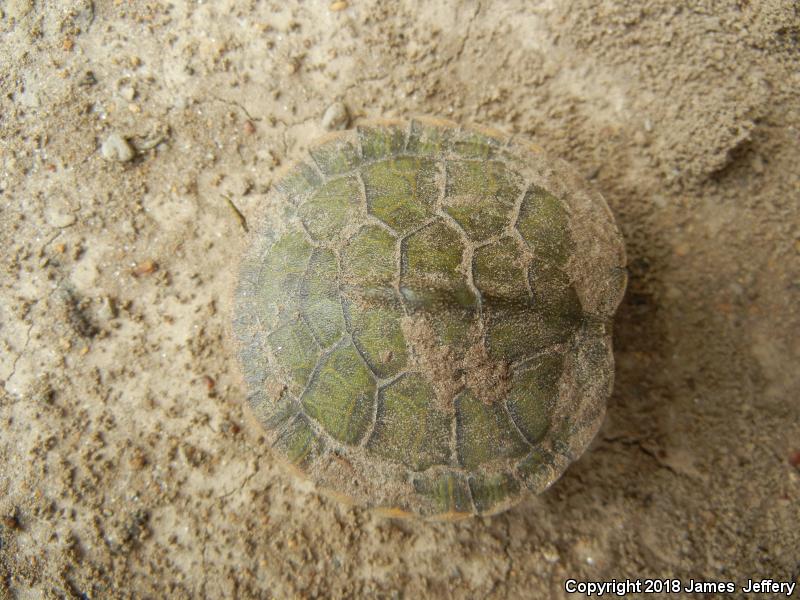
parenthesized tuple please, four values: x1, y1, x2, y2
(1, 1, 798, 598)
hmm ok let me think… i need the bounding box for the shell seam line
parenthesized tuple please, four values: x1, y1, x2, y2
(333, 243, 382, 448)
(403, 120, 413, 153)
(503, 396, 537, 449)
(297, 334, 347, 414)
(395, 215, 441, 316)
(355, 166, 370, 222)
(450, 391, 465, 469)
(306, 148, 328, 182)
(509, 181, 536, 302)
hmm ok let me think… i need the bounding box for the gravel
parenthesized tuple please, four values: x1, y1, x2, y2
(100, 132, 135, 162)
(321, 102, 349, 131)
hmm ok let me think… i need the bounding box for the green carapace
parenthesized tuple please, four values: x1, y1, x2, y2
(234, 118, 626, 519)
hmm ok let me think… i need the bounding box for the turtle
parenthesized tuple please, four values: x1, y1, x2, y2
(233, 117, 627, 520)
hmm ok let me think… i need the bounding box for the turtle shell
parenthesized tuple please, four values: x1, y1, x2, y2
(233, 117, 626, 519)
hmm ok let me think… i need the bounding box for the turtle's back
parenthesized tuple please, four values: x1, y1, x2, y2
(234, 118, 626, 519)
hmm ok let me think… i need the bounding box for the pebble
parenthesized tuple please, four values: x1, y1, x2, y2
(750, 153, 764, 174)
(45, 196, 77, 228)
(97, 296, 118, 321)
(540, 545, 560, 563)
(101, 133, 135, 162)
(131, 259, 158, 277)
(119, 83, 136, 101)
(1, 513, 20, 531)
(321, 102, 349, 131)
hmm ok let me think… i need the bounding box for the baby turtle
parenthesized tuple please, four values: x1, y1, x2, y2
(234, 117, 626, 519)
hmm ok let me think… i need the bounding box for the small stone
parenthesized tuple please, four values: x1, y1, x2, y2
(321, 101, 349, 131)
(45, 196, 77, 228)
(119, 83, 136, 101)
(330, 1, 348, 11)
(129, 447, 148, 470)
(751, 154, 765, 174)
(1, 514, 20, 531)
(98, 296, 118, 321)
(131, 259, 158, 277)
(80, 71, 97, 87)
(541, 545, 560, 563)
(674, 242, 690, 257)
(101, 133, 135, 162)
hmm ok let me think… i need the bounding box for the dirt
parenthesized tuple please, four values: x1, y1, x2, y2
(1, 1, 798, 599)
(401, 315, 465, 414)
(400, 315, 513, 413)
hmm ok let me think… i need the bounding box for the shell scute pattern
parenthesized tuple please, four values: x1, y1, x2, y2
(401, 219, 475, 310)
(299, 175, 361, 242)
(367, 374, 451, 471)
(455, 390, 529, 471)
(443, 159, 523, 240)
(301, 340, 376, 446)
(362, 156, 438, 233)
(234, 118, 626, 518)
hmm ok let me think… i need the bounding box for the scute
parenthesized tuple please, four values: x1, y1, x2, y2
(340, 225, 407, 377)
(528, 263, 584, 339)
(443, 160, 523, 240)
(341, 225, 396, 297)
(484, 305, 546, 361)
(273, 414, 325, 468)
(450, 127, 504, 160)
(468, 472, 521, 515)
(248, 390, 298, 433)
(517, 185, 575, 266)
(473, 237, 530, 301)
(274, 160, 322, 202)
(412, 471, 472, 518)
(455, 390, 528, 470)
(301, 341, 376, 445)
(266, 317, 320, 394)
(362, 157, 438, 233)
(367, 374, 451, 470)
(258, 229, 313, 312)
(300, 248, 345, 348)
(310, 135, 361, 176)
(299, 175, 361, 241)
(506, 353, 563, 444)
(406, 118, 454, 157)
(517, 448, 557, 492)
(400, 219, 475, 310)
(343, 299, 408, 378)
(358, 121, 407, 161)
(233, 118, 627, 519)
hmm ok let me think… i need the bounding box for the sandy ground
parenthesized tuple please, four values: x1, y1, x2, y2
(1, 1, 799, 598)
